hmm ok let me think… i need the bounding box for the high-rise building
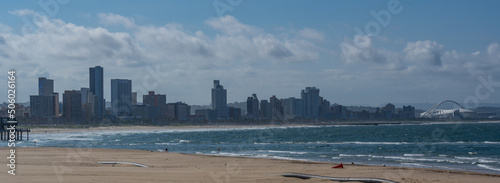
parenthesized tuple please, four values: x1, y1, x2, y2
(211, 80, 227, 119)
(90, 66, 104, 119)
(319, 97, 332, 120)
(166, 102, 190, 121)
(246, 94, 259, 120)
(30, 77, 59, 117)
(63, 90, 82, 121)
(131, 92, 137, 105)
(260, 99, 272, 120)
(30, 95, 57, 117)
(301, 87, 320, 119)
(143, 91, 166, 106)
(228, 107, 241, 120)
(81, 87, 95, 121)
(111, 79, 132, 116)
(400, 105, 416, 119)
(283, 97, 303, 120)
(38, 77, 54, 96)
(270, 95, 283, 121)
(195, 109, 216, 121)
(143, 91, 167, 118)
(132, 105, 159, 120)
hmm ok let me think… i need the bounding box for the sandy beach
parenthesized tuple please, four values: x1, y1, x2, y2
(1, 147, 499, 183)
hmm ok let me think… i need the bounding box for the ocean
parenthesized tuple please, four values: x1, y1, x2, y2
(7, 122, 500, 174)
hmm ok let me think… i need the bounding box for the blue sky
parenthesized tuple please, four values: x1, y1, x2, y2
(1, 0, 499, 108)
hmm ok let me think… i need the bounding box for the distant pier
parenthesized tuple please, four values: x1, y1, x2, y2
(0, 117, 30, 141)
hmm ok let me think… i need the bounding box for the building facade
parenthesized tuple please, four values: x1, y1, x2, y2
(211, 80, 227, 119)
(30, 77, 59, 117)
(246, 94, 259, 120)
(90, 66, 105, 119)
(63, 90, 82, 121)
(111, 79, 132, 116)
(301, 87, 320, 119)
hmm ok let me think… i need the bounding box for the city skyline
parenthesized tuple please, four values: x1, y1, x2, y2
(1, 1, 500, 107)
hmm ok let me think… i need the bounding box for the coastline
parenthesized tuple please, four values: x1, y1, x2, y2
(25, 120, 500, 134)
(1, 147, 499, 182)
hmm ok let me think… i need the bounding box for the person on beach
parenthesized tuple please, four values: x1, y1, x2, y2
(165, 147, 168, 152)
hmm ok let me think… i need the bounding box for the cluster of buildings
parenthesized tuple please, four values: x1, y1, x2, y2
(10, 66, 421, 124)
(243, 88, 416, 122)
(27, 66, 193, 124)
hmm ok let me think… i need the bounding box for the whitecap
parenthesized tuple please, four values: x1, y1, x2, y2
(477, 164, 500, 172)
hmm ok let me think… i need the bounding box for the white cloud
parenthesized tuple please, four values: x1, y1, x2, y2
(0, 11, 326, 103)
(98, 13, 136, 28)
(8, 9, 35, 16)
(404, 40, 443, 66)
(205, 15, 260, 35)
(487, 43, 500, 59)
(0, 23, 13, 33)
(340, 35, 389, 64)
(299, 28, 325, 42)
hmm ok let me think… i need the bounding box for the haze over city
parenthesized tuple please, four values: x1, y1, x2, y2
(1, 0, 499, 107)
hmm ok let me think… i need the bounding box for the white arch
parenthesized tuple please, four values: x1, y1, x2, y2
(420, 100, 467, 118)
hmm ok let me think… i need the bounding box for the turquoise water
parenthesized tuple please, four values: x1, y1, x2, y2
(8, 122, 500, 174)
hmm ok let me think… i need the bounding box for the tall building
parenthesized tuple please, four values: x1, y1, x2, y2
(132, 105, 159, 120)
(399, 105, 415, 120)
(30, 77, 59, 117)
(111, 79, 132, 116)
(228, 107, 241, 120)
(30, 95, 57, 117)
(63, 90, 82, 121)
(166, 102, 190, 121)
(143, 91, 167, 118)
(260, 99, 272, 120)
(301, 87, 320, 119)
(143, 91, 166, 106)
(90, 66, 104, 119)
(246, 94, 259, 120)
(283, 97, 303, 120)
(38, 77, 54, 96)
(211, 80, 227, 119)
(319, 97, 332, 119)
(81, 87, 95, 121)
(270, 95, 283, 121)
(131, 92, 137, 105)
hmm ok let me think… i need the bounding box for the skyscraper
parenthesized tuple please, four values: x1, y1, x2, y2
(38, 77, 54, 96)
(81, 87, 95, 121)
(246, 94, 259, 120)
(111, 79, 132, 116)
(143, 91, 167, 118)
(301, 87, 320, 119)
(283, 97, 303, 120)
(270, 95, 283, 121)
(143, 91, 166, 106)
(63, 90, 82, 121)
(260, 99, 272, 120)
(211, 80, 227, 119)
(30, 77, 59, 117)
(89, 66, 104, 119)
(131, 92, 137, 105)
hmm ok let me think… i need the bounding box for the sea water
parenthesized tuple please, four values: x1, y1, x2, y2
(8, 122, 500, 174)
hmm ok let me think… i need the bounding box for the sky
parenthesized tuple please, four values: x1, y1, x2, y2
(0, 0, 499, 108)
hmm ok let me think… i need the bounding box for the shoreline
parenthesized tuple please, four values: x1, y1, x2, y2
(24, 120, 500, 134)
(1, 147, 499, 182)
(17, 122, 500, 178)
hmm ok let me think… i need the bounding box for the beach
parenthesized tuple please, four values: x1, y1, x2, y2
(1, 147, 499, 183)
